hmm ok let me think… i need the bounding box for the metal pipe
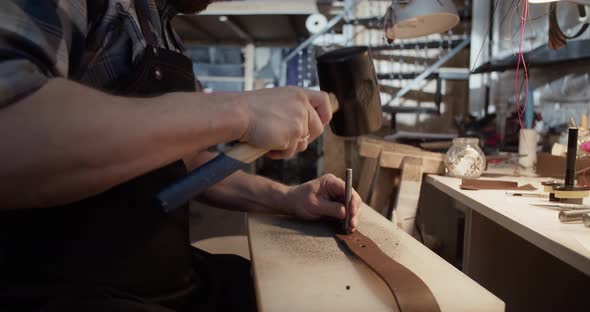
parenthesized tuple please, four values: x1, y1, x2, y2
(243, 43, 255, 91)
(565, 127, 578, 187)
(344, 168, 353, 233)
(559, 209, 590, 222)
(219, 16, 253, 42)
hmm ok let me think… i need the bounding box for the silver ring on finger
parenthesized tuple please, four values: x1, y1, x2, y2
(301, 131, 310, 141)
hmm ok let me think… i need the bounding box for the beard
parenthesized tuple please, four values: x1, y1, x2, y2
(170, 0, 216, 14)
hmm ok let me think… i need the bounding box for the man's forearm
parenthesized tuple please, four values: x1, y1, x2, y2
(200, 167, 291, 215)
(187, 151, 291, 214)
(0, 78, 248, 209)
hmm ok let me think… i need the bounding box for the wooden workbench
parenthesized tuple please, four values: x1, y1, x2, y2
(426, 174, 590, 275)
(421, 174, 590, 312)
(247, 205, 504, 312)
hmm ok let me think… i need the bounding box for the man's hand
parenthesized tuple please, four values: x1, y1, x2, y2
(238, 87, 332, 159)
(283, 174, 362, 233)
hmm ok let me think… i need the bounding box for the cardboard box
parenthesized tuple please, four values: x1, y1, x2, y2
(536, 152, 590, 179)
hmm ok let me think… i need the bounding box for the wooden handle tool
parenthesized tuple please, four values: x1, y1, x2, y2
(156, 94, 339, 212)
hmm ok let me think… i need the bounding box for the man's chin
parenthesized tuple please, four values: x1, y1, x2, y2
(171, 0, 215, 14)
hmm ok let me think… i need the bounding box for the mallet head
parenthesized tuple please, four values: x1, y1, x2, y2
(316, 46, 382, 137)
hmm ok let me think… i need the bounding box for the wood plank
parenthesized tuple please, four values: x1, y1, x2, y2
(324, 129, 362, 185)
(197, 0, 318, 15)
(357, 137, 444, 220)
(357, 153, 380, 202)
(359, 136, 441, 158)
(358, 136, 406, 148)
(247, 205, 504, 312)
(323, 127, 346, 180)
(369, 167, 397, 218)
(358, 136, 445, 175)
(393, 157, 424, 233)
(358, 140, 383, 159)
(380, 151, 444, 174)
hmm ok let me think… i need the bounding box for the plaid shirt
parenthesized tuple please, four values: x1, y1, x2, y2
(0, 0, 184, 107)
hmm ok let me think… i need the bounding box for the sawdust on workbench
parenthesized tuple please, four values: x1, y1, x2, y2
(257, 213, 403, 262)
(266, 218, 347, 262)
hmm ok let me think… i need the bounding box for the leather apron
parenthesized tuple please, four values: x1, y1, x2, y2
(0, 1, 199, 307)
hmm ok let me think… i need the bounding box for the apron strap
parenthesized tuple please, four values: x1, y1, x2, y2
(87, 0, 108, 31)
(134, 0, 161, 47)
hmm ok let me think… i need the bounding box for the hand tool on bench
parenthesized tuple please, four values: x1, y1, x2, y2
(156, 46, 382, 212)
(343, 168, 353, 233)
(542, 127, 590, 205)
(531, 202, 590, 211)
(559, 209, 590, 222)
(506, 191, 548, 198)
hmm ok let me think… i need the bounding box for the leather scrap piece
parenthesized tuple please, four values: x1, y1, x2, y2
(460, 179, 537, 191)
(335, 231, 441, 312)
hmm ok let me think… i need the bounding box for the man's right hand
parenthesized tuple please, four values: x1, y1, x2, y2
(238, 87, 333, 159)
(0, 81, 332, 209)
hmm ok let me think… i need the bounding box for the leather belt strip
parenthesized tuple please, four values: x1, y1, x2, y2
(336, 231, 441, 312)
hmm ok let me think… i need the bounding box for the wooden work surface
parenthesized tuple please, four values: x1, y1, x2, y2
(426, 174, 590, 276)
(247, 205, 503, 312)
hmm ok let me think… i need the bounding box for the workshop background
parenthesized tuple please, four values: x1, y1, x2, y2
(181, 1, 590, 311)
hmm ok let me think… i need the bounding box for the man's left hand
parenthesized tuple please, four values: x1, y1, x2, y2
(284, 174, 362, 232)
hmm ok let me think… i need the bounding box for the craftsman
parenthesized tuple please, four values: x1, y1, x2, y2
(0, 1, 362, 311)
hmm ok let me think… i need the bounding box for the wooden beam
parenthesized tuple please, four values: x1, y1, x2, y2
(359, 136, 423, 156)
(288, 15, 303, 41)
(194, 1, 318, 16)
(369, 167, 397, 218)
(357, 151, 381, 202)
(393, 157, 424, 233)
(174, 16, 220, 42)
(358, 136, 445, 174)
(380, 151, 444, 174)
(182, 39, 298, 47)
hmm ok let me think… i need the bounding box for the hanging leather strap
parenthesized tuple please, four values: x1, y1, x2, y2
(549, 3, 589, 50)
(335, 231, 441, 312)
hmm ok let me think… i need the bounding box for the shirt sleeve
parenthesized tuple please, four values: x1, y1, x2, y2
(0, 0, 87, 108)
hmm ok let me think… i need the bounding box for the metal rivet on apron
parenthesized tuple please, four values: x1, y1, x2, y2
(154, 66, 163, 80)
